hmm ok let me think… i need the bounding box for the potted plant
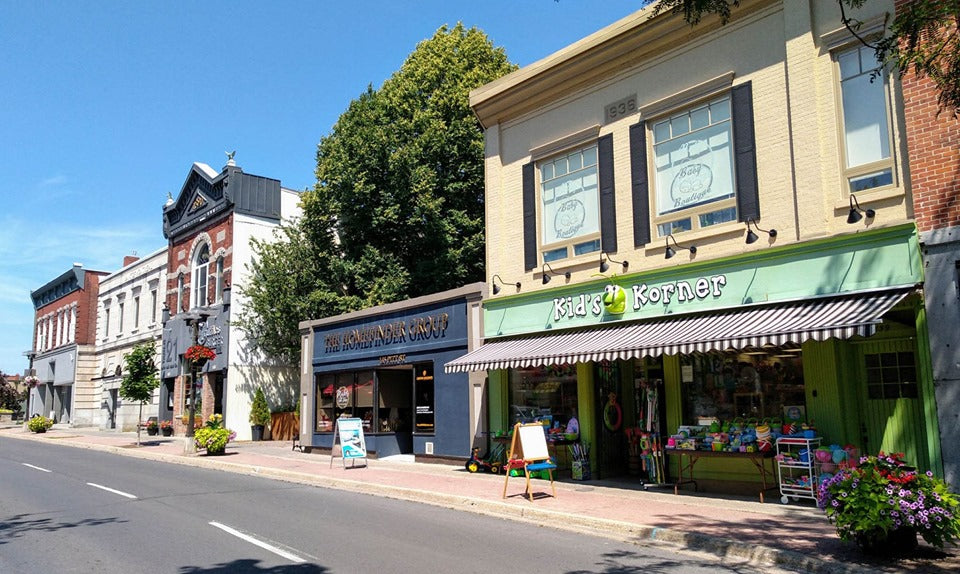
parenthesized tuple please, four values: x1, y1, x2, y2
(159, 419, 174, 436)
(249, 387, 270, 441)
(818, 452, 960, 555)
(194, 413, 235, 455)
(28, 415, 53, 433)
(145, 419, 159, 436)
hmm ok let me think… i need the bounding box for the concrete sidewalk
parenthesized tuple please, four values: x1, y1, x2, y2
(2, 425, 956, 573)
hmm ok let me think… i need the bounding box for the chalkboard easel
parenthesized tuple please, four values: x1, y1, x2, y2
(501, 422, 557, 501)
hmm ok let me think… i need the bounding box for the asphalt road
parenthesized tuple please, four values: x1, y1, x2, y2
(0, 439, 789, 573)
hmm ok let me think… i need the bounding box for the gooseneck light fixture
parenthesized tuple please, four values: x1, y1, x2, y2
(599, 252, 629, 273)
(847, 194, 875, 224)
(664, 234, 697, 260)
(541, 262, 571, 285)
(491, 274, 521, 295)
(745, 218, 778, 244)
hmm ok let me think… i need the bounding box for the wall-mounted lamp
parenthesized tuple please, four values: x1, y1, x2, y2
(541, 262, 571, 285)
(491, 274, 521, 295)
(847, 194, 875, 224)
(599, 252, 629, 273)
(745, 218, 778, 244)
(664, 234, 697, 260)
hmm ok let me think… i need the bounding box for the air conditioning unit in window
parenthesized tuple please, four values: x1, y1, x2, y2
(425, 442, 434, 455)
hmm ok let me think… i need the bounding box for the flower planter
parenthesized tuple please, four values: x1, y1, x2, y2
(856, 527, 918, 555)
(205, 446, 226, 456)
(146, 427, 159, 436)
(161, 427, 174, 437)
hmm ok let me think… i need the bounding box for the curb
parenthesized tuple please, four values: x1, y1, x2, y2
(3, 429, 874, 574)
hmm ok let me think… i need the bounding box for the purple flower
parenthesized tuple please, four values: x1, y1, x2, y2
(926, 470, 934, 477)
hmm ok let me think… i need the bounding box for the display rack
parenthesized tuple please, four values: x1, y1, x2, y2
(776, 436, 820, 504)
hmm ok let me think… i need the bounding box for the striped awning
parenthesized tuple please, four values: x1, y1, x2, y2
(444, 287, 912, 373)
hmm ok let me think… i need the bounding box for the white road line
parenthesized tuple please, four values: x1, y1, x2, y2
(209, 521, 306, 564)
(22, 463, 51, 473)
(87, 482, 138, 499)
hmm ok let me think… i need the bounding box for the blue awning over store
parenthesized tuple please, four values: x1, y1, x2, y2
(444, 287, 913, 373)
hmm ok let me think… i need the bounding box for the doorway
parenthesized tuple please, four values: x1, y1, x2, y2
(376, 368, 414, 454)
(107, 389, 118, 429)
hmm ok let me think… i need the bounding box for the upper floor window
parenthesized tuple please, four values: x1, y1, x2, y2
(192, 244, 210, 308)
(215, 256, 224, 303)
(105, 307, 111, 338)
(118, 301, 125, 334)
(837, 44, 894, 193)
(150, 289, 158, 323)
(539, 144, 600, 263)
(133, 296, 140, 329)
(176, 274, 184, 313)
(652, 95, 737, 237)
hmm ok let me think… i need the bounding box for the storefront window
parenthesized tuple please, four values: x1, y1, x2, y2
(316, 373, 334, 432)
(355, 370, 374, 432)
(414, 363, 435, 434)
(508, 365, 578, 429)
(680, 350, 805, 425)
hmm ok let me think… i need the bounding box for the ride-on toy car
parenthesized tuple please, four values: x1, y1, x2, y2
(465, 442, 505, 474)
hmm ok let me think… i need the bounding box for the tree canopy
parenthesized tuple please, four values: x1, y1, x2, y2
(237, 23, 516, 363)
(649, 0, 960, 117)
(120, 341, 159, 445)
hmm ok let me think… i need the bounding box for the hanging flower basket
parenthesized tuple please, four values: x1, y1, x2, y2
(24, 375, 40, 388)
(185, 345, 216, 365)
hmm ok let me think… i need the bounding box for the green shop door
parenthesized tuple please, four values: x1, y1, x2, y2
(856, 339, 929, 470)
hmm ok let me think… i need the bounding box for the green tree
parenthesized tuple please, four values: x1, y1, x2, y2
(238, 23, 515, 362)
(120, 341, 159, 446)
(648, 0, 960, 117)
(249, 386, 271, 428)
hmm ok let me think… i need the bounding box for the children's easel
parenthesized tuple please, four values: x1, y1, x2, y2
(502, 422, 557, 501)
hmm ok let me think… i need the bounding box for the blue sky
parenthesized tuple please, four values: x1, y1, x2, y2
(0, 1, 642, 375)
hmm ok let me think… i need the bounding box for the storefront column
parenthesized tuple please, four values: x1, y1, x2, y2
(915, 299, 945, 477)
(488, 369, 509, 434)
(576, 363, 596, 472)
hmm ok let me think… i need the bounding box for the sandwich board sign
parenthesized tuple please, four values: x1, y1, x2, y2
(330, 417, 367, 469)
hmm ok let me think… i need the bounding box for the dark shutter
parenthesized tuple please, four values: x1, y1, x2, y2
(598, 134, 617, 253)
(732, 81, 760, 222)
(522, 162, 537, 271)
(630, 120, 651, 247)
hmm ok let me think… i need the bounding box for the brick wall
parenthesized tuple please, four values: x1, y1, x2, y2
(898, 0, 960, 233)
(165, 212, 234, 314)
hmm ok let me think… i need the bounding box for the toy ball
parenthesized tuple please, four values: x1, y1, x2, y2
(602, 285, 627, 314)
(832, 449, 847, 464)
(815, 449, 832, 462)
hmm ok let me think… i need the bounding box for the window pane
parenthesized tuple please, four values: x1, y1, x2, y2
(838, 49, 861, 80)
(573, 239, 600, 256)
(710, 98, 730, 122)
(901, 382, 918, 398)
(542, 163, 554, 181)
(654, 120, 734, 216)
(880, 353, 897, 367)
(699, 207, 737, 228)
(898, 352, 915, 366)
(653, 121, 671, 143)
(849, 169, 893, 192)
(555, 158, 568, 177)
(583, 146, 597, 166)
(671, 115, 690, 137)
(841, 71, 890, 169)
(657, 218, 691, 237)
(868, 384, 882, 400)
(415, 363, 435, 433)
(543, 247, 567, 262)
(690, 106, 710, 130)
(866, 368, 882, 384)
(569, 152, 582, 171)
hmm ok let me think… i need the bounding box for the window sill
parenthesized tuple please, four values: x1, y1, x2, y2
(833, 185, 904, 213)
(645, 221, 744, 256)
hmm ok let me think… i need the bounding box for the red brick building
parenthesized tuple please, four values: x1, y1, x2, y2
(29, 264, 109, 423)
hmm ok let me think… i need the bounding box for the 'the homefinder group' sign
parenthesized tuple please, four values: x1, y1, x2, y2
(552, 274, 728, 321)
(324, 312, 450, 353)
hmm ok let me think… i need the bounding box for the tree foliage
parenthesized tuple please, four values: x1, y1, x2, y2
(120, 341, 159, 445)
(649, 0, 959, 117)
(238, 23, 515, 362)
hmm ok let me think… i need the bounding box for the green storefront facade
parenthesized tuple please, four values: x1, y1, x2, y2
(449, 224, 943, 486)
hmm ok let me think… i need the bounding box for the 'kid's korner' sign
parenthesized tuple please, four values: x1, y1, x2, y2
(552, 274, 727, 321)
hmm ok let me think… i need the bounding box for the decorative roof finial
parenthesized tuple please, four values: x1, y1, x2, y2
(165, 191, 174, 207)
(225, 150, 236, 167)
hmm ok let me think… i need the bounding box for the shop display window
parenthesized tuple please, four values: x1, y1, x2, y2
(414, 363, 435, 434)
(680, 349, 804, 424)
(508, 365, 578, 429)
(315, 373, 334, 432)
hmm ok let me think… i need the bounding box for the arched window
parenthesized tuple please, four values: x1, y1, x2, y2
(192, 244, 210, 308)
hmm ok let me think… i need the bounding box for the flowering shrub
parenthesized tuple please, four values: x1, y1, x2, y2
(159, 420, 173, 430)
(818, 452, 960, 551)
(185, 345, 216, 363)
(145, 419, 159, 430)
(23, 375, 40, 387)
(194, 413, 234, 454)
(28, 415, 54, 433)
